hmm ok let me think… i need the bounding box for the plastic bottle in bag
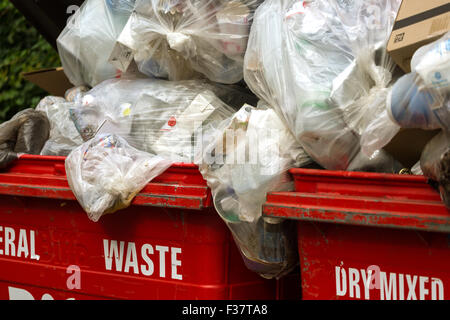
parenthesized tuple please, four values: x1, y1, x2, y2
(36, 96, 84, 156)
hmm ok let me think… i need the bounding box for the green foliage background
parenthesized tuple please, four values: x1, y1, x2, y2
(0, 0, 61, 123)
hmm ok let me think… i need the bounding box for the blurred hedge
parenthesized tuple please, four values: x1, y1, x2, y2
(0, 0, 61, 123)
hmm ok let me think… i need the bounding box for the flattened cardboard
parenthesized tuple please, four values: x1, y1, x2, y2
(22, 67, 73, 97)
(387, 0, 450, 73)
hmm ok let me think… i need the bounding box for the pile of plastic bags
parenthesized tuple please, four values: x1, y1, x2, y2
(1, 0, 449, 280)
(112, 0, 264, 83)
(244, 0, 404, 172)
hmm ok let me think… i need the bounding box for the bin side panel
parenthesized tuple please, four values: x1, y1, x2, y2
(0, 196, 276, 300)
(297, 221, 450, 300)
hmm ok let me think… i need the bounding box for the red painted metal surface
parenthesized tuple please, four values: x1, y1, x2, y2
(0, 155, 300, 300)
(263, 168, 450, 300)
(0, 155, 211, 210)
(264, 168, 450, 232)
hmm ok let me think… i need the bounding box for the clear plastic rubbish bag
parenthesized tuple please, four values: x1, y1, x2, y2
(361, 31, 450, 156)
(57, 0, 136, 87)
(0, 109, 50, 169)
(195, 102, 312, 279)
(68, 77, 252, 162)
(36, 96, 84, 156)
(114, 0, 263, 84)
(65, 133, 172, 222)
(420, 131, 450, 208)
(244, 0, 402, 171)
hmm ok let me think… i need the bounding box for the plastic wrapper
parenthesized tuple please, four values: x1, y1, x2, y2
(0, 109, 50, 169)
(114, 0, 263, 84)
(65, 86, 90, 102)
(244, 0, 402, 171)
(65, 133, 172, 222)
(195, 102, 312, 279)
(68, 77, 254, 162)
(57, 0, 136, 87)
(36, 96, 84, 156)
(420, 131, 450, 208)
(361, 32, 450, 155)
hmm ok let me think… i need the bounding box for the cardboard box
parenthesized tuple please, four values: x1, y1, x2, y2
(22, 67, 73, 97)
(387, 0, 450, 73)
(384, 128, 441, 169)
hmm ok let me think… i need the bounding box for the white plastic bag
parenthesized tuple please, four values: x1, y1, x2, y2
(66, 133, 172, 222)
(36, 96, 84, 156)
(113, 0, 263, 84)
(195, 102, 312, 279)
(57, 0, 136, 87)
(244, 0, 402, 171)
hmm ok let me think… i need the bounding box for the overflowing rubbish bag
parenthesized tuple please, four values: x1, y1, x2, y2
(64, 76, 252, 221)
(68, 77, 254, 162)
(361, 31, 450, 156)
(65, 133, 172, 222)
(244, 0, 403, 171)
(195, 102, 312, 278)
(0, 109, 50, 169)
(112, 0, 263, 84)
(57, 0, 136, 87)
(35, 96, 85, 156)
(420, 131, 450, 208)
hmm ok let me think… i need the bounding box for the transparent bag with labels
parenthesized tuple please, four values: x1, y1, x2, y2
(244, 0, 404, 172)
(111, 0, 264, 84)
(68, 77, 254, 163)
(195, 102, 312, 279)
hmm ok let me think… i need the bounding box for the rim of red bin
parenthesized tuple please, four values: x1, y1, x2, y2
(0, 155, 212, 210)
(263, 168, 450, 234)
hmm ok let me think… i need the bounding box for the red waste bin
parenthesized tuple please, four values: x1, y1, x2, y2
(0, 155, 299, 300)
(263, 168, 450, 300)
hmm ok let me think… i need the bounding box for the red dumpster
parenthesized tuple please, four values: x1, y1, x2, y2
(263, 168, 450, 300)
(0, 155, 299, 300)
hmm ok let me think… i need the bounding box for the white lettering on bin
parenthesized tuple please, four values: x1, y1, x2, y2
(335, 265, 445, 300)
(0, 226, 38, 261)
(103, 239, 182, 281)
(8, 287, 74, 300)
(141, 244, 154, 276)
